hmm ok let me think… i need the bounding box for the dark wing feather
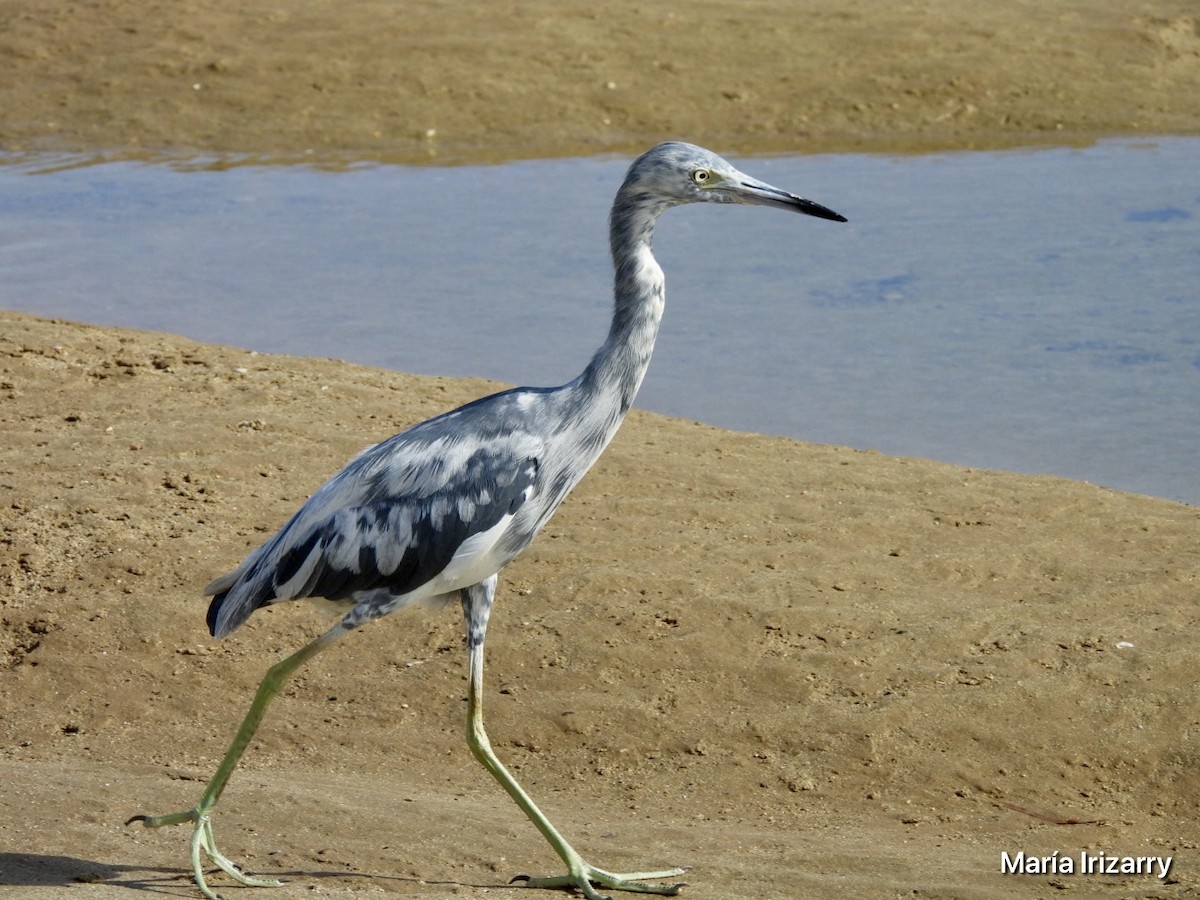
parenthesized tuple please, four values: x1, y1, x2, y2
(206, 414, 543, 638)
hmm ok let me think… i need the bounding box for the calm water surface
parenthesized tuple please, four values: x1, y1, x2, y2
(1, 139, 1197, 504)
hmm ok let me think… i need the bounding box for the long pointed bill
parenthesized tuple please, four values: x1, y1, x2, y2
(735, 177, 847, 222)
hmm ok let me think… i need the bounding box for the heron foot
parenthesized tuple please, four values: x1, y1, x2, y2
(511, 862, 688, 900)
(127, 808, 282, 900)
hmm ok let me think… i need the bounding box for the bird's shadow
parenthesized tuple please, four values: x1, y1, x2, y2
(0, 852, 170, 890)
(0, 851, 503, 895)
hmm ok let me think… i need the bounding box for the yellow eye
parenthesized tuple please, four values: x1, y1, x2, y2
(691, 169, 712, 186)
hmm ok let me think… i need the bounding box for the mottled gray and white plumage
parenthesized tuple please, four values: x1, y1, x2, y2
(130, 141, 846, 900)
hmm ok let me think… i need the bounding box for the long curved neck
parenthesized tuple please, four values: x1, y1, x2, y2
(578, 187, 672, 415)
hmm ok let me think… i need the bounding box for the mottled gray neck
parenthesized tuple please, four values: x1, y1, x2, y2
(577, 185, 673, 416)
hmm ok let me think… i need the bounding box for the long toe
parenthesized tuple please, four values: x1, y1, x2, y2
(126, 807, 281, 899)
(512, 863, 687, 899)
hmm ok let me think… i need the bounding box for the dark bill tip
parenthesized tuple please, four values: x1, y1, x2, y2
(795, 198, 848, 223)
(738, 181, 847, 222)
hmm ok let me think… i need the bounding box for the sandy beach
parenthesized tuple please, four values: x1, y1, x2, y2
(2, 2, 1199, 898)
(2, 0, 1200, 163)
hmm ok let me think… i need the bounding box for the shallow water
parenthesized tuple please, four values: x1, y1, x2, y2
(1, 139, 1197, 504)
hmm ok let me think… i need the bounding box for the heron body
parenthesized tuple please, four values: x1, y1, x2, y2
(130, 142, 846, 900)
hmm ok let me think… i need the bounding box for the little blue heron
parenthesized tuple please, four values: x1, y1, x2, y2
(128, 141, 846, 900)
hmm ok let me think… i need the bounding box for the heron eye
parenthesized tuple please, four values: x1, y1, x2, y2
(691, 169, 711, 186)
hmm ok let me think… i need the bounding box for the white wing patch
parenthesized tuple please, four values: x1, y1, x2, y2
(437, 482, 534, 589)
(274, 545, 322, 599)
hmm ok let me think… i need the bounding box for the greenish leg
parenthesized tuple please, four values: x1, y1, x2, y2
(463, 602, 687, 900)
(128, 623, 346, 899)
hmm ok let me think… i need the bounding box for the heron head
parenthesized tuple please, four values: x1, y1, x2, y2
(624, 141, 846, 223)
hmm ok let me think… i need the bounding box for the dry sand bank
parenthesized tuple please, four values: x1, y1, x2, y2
(1, 1, 1198, 164)
(3, 1, 1200, 897)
